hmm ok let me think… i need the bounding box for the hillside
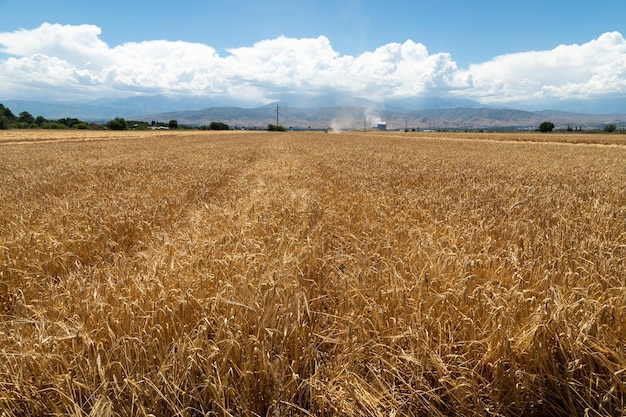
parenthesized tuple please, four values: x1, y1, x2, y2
(136, 106, 626, 130)
(3, 96, 626, 130)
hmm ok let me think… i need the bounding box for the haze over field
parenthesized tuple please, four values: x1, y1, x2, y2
(1, 1, 626, 114)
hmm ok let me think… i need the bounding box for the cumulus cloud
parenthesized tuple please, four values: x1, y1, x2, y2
(1, 23, 626, 109)
(0, 23, 110, 67)
(0, 23, 470, 103)
(225, 36, 345, 91)
(465, 32, 626, 104)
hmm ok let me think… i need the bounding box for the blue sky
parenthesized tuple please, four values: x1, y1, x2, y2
(1, 0, 626, 110)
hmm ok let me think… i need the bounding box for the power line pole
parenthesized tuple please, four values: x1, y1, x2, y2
(276, 105, 280, 127)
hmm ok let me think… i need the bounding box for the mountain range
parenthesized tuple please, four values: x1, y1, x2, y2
(3, 93, 626, 130)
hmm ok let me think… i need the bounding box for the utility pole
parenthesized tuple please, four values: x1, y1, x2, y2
(276, 105, 280, 127)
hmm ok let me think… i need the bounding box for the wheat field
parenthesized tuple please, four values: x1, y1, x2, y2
(1, 130, 625, 416)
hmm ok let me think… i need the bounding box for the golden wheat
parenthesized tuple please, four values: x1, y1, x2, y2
(0, 130, 624, 416)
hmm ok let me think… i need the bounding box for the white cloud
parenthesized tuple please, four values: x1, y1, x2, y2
(465, 31, 626, 104)
(1, 23, 626, 109)
(348, 41, 471, 98)
(225, 36, 345, 90)
(0, 23, 110, 67)
(0, 23, 468, 103)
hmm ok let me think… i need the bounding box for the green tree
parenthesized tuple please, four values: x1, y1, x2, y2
(604, 123, 617, 132)
(168, 119, 178, 129)
(539, 121, 555, 132)
(267, 123, 286, 131)
(57, 118, 83, 128)
(0, 104, 15, 129)
(0, 104, 16, 121)
(106, 117, 128, 130)
(18, 111, 35, 125)
(35, 115, 47, 126)
(209, 121, 229, 130)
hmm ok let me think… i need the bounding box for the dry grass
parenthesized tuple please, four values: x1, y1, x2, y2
(1, 130, 625, 416)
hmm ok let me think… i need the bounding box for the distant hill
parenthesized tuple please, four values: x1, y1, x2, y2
(86, 94, 258, 115)
(136, 106, 626, 130)
(2, 94, 261, 122)
(2, 100, 119, 121)
(3, 94, 626, 129)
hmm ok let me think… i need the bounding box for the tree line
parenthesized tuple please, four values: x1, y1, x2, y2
(539, 120, 623, 133)
(0, 104, 92, 130)
(0, 103, 184, 131)
(0, 103, 230, 131)
(0, 103, 242, 131)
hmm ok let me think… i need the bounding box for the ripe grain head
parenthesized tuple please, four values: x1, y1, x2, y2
(1, 130, 624, 416)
